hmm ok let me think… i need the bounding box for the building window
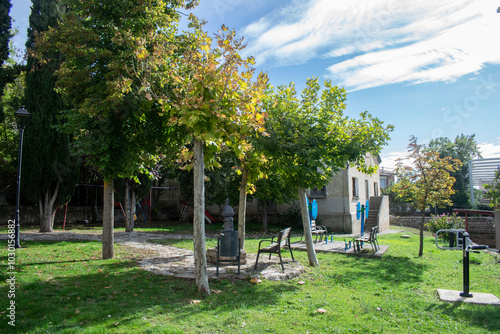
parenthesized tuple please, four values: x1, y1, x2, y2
(352, 177, 359, 199)
(309, 186, 327, 198)
(374, 182, 379, 196)
(380, 178, 386, 188)
(365, 180, 369, 200)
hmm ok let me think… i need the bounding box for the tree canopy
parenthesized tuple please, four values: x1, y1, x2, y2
(428, 134, 482, 210)
(258, 78, 393, 266)
(484, 168, 500, 208)
(37, 0, 194, 181)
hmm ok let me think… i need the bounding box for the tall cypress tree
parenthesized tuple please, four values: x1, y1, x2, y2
(0, 0, 12, 64)
(0, 0, 13, 122)
(22, 0, 79, 232)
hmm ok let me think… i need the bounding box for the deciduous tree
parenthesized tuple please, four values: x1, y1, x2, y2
(484, 168, 500, 208)
(428, 134, 481, 210)
(259, 78, 393, 266)
(36, 0, 192, 258)
(394, 136, 461, 257)
(141, 24, 268, 293)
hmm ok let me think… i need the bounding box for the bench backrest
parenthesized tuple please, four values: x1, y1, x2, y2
(369, 226, 378, 241)
(278, 227, 292, 248)
(311, 219, 317, 229)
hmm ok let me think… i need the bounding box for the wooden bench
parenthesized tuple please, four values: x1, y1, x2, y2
(254, 227, 295, 271)
(354, 226, 380, 253)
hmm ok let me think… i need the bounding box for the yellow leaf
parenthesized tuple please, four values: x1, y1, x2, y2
(250, 277, 262, 284)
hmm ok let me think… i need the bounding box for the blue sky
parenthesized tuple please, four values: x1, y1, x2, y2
(10, 0, 500, 169)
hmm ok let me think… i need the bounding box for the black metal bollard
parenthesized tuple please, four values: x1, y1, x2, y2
(460, 232, 472, 297)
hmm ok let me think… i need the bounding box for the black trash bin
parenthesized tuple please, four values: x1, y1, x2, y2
(216, 231, 241, 276)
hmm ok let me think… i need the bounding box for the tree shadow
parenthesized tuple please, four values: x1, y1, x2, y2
(0, 240, 300, 333)
(425, 301, 500, 332)
(329, 255, 428, 285)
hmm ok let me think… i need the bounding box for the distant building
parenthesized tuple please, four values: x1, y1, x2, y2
(379, 167, 396, 189)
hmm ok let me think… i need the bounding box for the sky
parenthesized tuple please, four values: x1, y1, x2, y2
(9, 0, 500, 169)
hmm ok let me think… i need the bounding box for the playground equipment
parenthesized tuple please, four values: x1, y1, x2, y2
(356, 200, 370, 236)
(435, 229, 491, 297)
(344, 200, 370, 251)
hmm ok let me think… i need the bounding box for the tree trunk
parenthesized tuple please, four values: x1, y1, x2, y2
(39, 184, 59, 232)
(102, 179, 115, 260)
(193, 139, 210, 294)
(418, 210, 425, 257)
(124, 179, 135, 232)
(262, 200, 268, 233)
(298, 187, 319, 266)
(238, 169, 249, 249)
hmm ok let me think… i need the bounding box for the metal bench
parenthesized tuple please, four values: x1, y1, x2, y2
(299, 220, 328, 243)
(254, 227, 295, 271)
(354, 226, 380, 253)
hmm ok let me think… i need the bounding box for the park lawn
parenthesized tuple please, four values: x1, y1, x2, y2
(1, 228, 499, 333)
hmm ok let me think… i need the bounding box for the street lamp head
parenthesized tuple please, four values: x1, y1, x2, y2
(15, 106, 30, 130)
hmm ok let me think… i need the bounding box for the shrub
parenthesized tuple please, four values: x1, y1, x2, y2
(425, 213, 465, 233)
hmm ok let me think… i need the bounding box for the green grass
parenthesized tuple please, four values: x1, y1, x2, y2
(1, 228, 499, 333)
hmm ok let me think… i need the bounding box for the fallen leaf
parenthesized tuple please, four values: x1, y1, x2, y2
(190, 300, 201, 304)
(298, 281, 305, 285)
(211, 289, 222, 294)
(250, 277, 262, 284)
(316, 308, 327, 314)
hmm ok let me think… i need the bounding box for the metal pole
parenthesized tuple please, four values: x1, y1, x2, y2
(14, 127, 25, 248)
(360, 205, 365, 236)
(460, 232, 472, 297)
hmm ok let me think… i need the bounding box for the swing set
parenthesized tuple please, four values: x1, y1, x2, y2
(61, 184, 152, 230)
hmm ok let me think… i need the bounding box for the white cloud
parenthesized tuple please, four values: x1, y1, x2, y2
(380, 150, 408, 170)
(242, 0, 500, 90)
(479, 143, 500, 158)
(381, 143, 500, 170)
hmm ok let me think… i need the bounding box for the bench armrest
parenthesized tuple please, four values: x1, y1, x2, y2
(257, 239, 274, 249)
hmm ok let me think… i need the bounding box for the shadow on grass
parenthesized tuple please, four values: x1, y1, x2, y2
(323, 254, 428, 286)
(0, 240, 299, 334)
(425, 302, 500, 332)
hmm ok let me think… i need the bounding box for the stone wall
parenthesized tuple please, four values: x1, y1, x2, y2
(390, 215, 496, 248)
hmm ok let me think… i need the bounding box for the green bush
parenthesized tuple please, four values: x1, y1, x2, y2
(425, 213, 465, 233)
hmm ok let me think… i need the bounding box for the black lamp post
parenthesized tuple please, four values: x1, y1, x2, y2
(14, 106, 30, 248)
